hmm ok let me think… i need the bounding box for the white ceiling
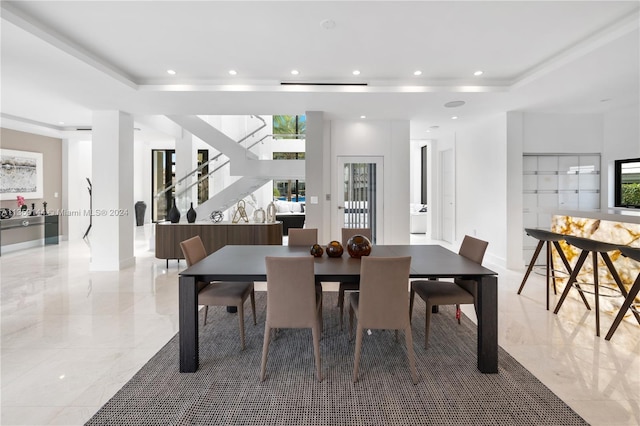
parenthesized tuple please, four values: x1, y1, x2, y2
(1, 0, 638, 141)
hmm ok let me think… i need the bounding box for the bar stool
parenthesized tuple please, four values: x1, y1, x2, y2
(553, 236, 640, 336)
(605, 246, 640, 341)
(518, 228, 584, 310)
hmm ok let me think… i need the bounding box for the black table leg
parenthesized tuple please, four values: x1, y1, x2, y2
(179, 275, 199, 372)
(476, 275, 498, 373)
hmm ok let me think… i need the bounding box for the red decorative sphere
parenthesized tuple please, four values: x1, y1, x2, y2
(325, 240, 344, 258)
(310, 243, 324, 257)
(346, 235, 372, 258)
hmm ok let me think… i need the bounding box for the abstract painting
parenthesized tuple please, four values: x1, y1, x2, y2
(0, 149, 44, 200)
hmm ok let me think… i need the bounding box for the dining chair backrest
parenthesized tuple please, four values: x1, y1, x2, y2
(341, 228, 372, 247)
(455, 235, 489, 297)
(265, 256, 317, 328)
(358, 256, 412, 330)
(288, 228, 318, 246)
(458, 235, 489, 264)
(180, 236, 207, 267)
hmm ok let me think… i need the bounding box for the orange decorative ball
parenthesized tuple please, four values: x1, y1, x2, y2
(310, 244, 324, 257)
(325, 240, 344, 257)
(346, 234, 372, 258)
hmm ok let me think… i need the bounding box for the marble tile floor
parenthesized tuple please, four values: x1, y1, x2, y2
(0, 227, 638, 425)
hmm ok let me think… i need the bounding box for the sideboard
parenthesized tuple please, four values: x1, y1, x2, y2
(0, 214, 59, 256)
(155, 221, 283, 266)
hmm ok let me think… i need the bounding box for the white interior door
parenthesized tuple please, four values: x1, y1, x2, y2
(440, 149, 455, 243)
(335, 156, 384, 243)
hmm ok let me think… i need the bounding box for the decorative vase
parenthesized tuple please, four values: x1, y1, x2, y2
(346, 234, 372, 258)
(266, 201, 276, 223)
(186, 202, 197, 223)
(168, 200, 180, 223)
(253, 207, 265, 223)
(325, 241, 344, 258)
(310, 243, 324, 257)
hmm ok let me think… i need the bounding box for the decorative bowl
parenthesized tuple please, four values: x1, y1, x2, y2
(310, 243, 324, 257)
(346, 234, 372, 258)
(325, 240, 344, 258)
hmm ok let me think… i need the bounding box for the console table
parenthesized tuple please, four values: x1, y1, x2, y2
(0, 214, 59, 256)
(155, 221, 283, 266)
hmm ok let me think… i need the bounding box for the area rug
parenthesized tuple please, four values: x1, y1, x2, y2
(86, 292, 587, 425)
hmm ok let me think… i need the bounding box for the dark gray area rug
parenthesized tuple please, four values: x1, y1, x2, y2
(86, 292, 587, 425)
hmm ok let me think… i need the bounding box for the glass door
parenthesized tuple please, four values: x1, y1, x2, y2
(336, 156, 383, 243)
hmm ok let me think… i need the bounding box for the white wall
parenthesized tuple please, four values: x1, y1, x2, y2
(327, 120, 410, 244)
(454, 114, 508, 265)
(65, 139, 92, 240)
(602, 104, 640, 206)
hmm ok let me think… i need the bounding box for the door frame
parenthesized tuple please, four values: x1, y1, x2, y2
(334, 156, 384, 243)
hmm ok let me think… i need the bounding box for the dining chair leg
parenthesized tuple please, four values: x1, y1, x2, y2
(203, 305, 209, 326)
(353, 326, 364, 383)
(238, 302, 246, 350)
(260, 325, 271, 381)
(312, 322, 322, 382)
(338, 288, 345, 329)
(409, 288, 415, 324)
(250, 290, 257, 325)
(349, 304, 355, 340)
(425, 302, 433, 349)
(394, 329, 399, 342)
(404, 325, 418, 384)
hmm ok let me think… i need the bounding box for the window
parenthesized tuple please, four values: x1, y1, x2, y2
(272, 115, 305, 201)
(614, 158, 640, 208)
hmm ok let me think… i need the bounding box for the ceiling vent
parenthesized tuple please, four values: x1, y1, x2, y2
(281, 82, 368, 86)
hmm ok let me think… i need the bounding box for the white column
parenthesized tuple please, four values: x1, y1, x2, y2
(90, 111, 135, 271)
(175, 129, 197, 212)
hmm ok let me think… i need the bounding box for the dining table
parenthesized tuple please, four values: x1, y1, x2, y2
(178, 244, 499, 374)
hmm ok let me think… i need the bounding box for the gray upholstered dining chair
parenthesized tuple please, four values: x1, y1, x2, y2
(338, 228, 372, 329)
(409, 235, 488, 349)
(349, 256, 418, 384)
(261, 256, 322, 382)
(287, 227, 323, 319)
(180, 236, 256, 350)
(287, 228, 318, 247)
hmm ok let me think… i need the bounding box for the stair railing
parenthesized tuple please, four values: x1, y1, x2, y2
(153, 115, 267, 200)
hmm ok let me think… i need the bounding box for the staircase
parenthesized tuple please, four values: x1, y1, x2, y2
(154, 115, 304, 220)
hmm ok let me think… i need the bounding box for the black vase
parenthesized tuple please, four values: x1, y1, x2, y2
(186, 202, 197, 223)
(168, 200, 180, 223)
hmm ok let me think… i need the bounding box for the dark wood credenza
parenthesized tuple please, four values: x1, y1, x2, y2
(155, 221, 283, 265)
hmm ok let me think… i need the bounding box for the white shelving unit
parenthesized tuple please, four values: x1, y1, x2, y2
(522, 153, 601, 264)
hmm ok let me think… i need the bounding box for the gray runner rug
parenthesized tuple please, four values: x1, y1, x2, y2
(86, 292, 587, 425)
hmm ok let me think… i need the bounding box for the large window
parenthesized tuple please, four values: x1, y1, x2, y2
(272, 115, 305, 201)
(614, 158, 640, 208)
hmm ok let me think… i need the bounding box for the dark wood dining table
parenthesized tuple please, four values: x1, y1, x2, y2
(178, 244, 499, 374)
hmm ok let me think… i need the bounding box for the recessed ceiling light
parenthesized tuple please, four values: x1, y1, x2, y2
(291, 70, 299, 75)
(426, 130, 431, 133)
(228, 70, 237, 75)
(451, 116, 459, 120)
(360, 115, 366, 119)
(444, 100, 466, 108)
(474, 70, 483, 76)
(414, 70, 422, 76)
(58, 121, 64, 125)
(167, 69, 176, 75)
(352, 70, 361, 76)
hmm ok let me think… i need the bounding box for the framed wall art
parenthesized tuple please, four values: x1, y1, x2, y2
(0, 149, 44, 200)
